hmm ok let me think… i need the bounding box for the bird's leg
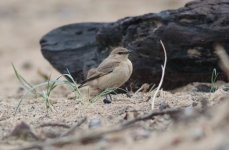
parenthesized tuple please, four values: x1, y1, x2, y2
(108, 94, 112, 101)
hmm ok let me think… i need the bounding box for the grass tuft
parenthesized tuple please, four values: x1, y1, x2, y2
(13, 65, 131, 114)
(12, 64, 37, 96)
(12, 65, 82, 114)
(210, 68, 218, 93)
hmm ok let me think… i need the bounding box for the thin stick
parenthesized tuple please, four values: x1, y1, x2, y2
(17, 126, 130, 150)
(17, 108, 181, 150)
(37, 123, 70, 129)
(151, 40, 167, 110)
(123, 107, 182, 127)
(61, 117, 86, 137)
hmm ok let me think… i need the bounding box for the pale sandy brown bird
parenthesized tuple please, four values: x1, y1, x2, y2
(79, 47, 133, 98)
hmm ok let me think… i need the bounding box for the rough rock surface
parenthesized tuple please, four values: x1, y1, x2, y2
(40, 0, 229, 90)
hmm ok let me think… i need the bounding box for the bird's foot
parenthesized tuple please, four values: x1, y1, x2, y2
(103, 94, 112, 104)
(103, 99, 112, 104)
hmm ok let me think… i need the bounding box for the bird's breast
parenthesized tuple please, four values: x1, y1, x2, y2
(117, 60, 132, 78)
(111, 60, 132, 85)
(96, 59, 133, 90)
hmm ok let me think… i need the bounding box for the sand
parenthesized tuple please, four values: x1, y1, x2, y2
(1, 0, 229, 150)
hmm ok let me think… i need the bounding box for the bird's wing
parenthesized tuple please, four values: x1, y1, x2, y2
(97, 58, 120, 73)
(79, 59, 120, 88)
(86, 68, 97, 79)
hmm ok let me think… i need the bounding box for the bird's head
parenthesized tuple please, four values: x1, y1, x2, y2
(109, 47, 130, 59)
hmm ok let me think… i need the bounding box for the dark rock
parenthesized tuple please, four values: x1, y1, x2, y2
(40, 0, 229, 90)
(195, 84, 212, 93)
(221, 83, 229, 91)
(40, 23, 106, 80)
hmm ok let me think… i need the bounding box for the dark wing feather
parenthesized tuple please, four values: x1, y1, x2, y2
(78, 59, 120, 88)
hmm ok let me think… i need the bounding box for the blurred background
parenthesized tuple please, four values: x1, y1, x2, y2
(0, 0, 191, 97)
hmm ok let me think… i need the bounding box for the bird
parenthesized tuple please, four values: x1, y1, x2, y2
(78, 47, 133, 100)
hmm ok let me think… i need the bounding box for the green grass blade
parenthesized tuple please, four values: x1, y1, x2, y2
(12, 64, 37, 95)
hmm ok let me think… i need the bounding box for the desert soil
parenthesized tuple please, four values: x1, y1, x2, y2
(1, 0, 229, 150)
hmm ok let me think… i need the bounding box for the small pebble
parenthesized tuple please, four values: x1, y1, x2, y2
(221, 83, 229, 91)
(159, 100, 170, 111)
(194, 84, 211, 93)
(132, 128, 150, 141)
(88, 117, 101, 129)
(184, 106, 194, 117)
(190, 127, 204, 141)
(192, 102, 198, 107)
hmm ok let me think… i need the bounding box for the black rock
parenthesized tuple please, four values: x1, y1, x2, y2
(40, 0, 229, 90)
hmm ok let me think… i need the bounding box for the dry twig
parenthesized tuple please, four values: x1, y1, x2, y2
(38, 123, 70, 129)
(151, 40, 167, 110)
(17, 108, 182, 150)
(61, 117, 87, 137)
(122, 107, 182, 127)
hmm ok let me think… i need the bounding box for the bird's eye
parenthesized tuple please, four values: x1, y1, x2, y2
(117, 52, 128, 55)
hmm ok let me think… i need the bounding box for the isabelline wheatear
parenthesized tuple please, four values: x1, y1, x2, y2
(79, 47, 133, 100)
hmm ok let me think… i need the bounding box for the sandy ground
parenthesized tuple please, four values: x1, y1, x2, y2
(1, 0, 229, 150)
